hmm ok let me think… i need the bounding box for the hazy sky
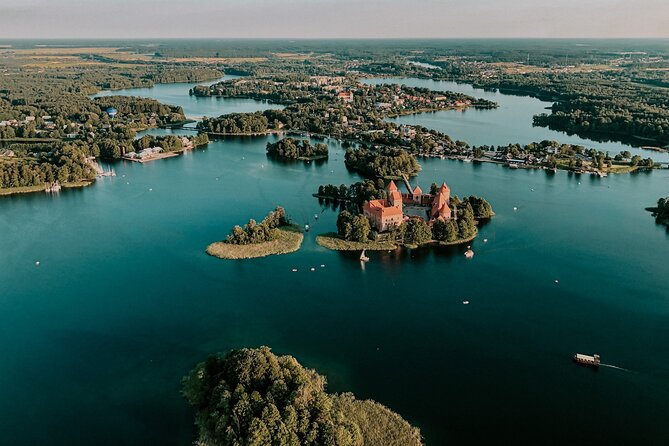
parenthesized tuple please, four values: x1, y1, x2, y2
(0, 0, 667, 39)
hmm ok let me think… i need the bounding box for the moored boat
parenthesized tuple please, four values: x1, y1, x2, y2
(360, 249, 369, 262)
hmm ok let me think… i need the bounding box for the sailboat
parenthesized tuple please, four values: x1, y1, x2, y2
(359, 249, 370, 262)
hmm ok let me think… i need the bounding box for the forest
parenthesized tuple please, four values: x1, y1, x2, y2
(225, 207, 288, 245)
(344, 146, 421, 178)
(182, 346, 423, 446)
(266, 138, 328, 160)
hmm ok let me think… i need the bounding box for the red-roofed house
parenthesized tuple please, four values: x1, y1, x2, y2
(337, 91, 354, 103)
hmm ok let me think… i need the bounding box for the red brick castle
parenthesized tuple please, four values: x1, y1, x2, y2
(363, 180, 453, 232)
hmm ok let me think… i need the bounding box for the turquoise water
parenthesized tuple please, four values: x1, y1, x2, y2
(1, 78, 668, 446)
(92, 75, 283, 119)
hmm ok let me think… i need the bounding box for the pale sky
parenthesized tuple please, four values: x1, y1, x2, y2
(0, 0, 668, 39)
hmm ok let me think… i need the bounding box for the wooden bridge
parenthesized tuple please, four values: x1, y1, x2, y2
(401, 173, 413, 193)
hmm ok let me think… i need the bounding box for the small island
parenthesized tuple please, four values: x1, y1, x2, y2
(266, 137, 328, 161)
(646, 197, 669, 228)
(316, 179, 493, 251)
(206, 207, 304, 259)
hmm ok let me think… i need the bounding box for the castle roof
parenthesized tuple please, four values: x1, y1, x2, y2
(365, 198, 403, 217)
(413, 186, 423, 195)
(439, 182, 450, 193)
(387, 180, 398, 192)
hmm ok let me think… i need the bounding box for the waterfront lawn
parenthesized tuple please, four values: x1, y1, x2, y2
(206, 225, 303, 259)
(316, 233, 398, 251)
(0, 179, 94, 196)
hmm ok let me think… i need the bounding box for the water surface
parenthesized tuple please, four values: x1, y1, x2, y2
(1, 77, 668, 446)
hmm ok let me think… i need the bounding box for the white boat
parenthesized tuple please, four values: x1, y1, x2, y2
(464, 246, 474, 259)
(314, 214, 319, 220)
(360, 250, 370, 262)
(305, 224, 310, 232)
(573, 353, 600, 368)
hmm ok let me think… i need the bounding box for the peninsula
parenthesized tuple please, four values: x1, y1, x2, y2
(183, 347, 423, 446)
(646, 197, 669, 228)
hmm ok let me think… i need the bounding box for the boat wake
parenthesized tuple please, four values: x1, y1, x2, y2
(600, 363, 631, 372)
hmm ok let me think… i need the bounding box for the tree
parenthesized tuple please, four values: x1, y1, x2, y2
(337, 210, 354, 240)
(350, 215, 371, 242)
(182, 347, 423, 446)
(403, 218, 432, 245)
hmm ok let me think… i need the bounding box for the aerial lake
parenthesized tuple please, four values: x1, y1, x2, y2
(1, 76, 668, 445)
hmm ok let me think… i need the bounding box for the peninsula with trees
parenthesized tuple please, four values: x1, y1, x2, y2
(182, 346, 423, 446)
(206, 207, 304, 259)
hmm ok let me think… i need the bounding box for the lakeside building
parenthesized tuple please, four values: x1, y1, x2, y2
(337, 91, 354, 103)
(363, 180, 453, 232)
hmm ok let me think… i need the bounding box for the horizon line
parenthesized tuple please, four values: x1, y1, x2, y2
(1, 36, 669, 41)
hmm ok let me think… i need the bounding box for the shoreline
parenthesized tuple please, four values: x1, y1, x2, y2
(0, 179, 95, 197)
(316, 229, 479, 252)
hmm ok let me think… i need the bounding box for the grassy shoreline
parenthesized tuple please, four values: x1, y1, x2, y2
(316, 233, 398, 251)
(0, 179, 95, 196)
(206, 225, 304, 259)
(316, 229, 479, 252)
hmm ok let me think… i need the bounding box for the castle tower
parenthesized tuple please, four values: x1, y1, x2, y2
(387, 180, 402, 209)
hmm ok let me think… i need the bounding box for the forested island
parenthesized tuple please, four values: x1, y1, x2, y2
(206, 207, 303, 259)
(344, 146, 420, 179)
(183, 346, 423, 446)
(266, 137, 328, 160)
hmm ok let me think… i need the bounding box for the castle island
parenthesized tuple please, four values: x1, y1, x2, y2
(316, 177, 493, 251)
